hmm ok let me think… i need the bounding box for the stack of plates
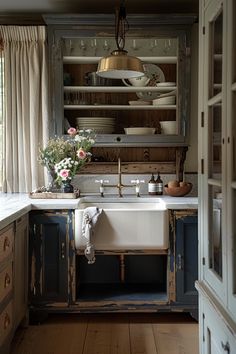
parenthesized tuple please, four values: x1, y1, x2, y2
(76, 117, 115, 134)
(124, 127, 156, 135)
(153, 96, 176, 105)
(156, 82, 176, 87)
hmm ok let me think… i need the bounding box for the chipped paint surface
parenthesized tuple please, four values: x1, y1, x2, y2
(29, 209, 198, 317)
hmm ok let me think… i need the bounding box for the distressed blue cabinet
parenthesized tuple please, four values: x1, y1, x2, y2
(174, 211, 198, 305)
(29, 211, 73, 304)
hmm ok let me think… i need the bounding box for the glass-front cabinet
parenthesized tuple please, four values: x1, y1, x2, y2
(202, 0, 226, 300)
(227, 0, 236, 318)
(45, 14, 195, 146)
(198, 0, 236, 352)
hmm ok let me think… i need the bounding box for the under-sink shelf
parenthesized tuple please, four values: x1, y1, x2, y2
(76, 284, 168, 303)
(76, 254, 168, 304)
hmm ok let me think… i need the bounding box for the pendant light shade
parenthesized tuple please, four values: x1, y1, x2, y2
(97, 49, 144, 79)
(96, 1, 144, 79)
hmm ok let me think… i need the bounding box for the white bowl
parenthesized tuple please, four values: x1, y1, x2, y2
(124, 127, 156, 135)
(159, 121, 176, 135)
(128, 100, 152, 106)
(152, 96, 176, 105)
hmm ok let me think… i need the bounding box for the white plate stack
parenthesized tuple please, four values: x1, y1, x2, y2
(76, 117, 115, 134)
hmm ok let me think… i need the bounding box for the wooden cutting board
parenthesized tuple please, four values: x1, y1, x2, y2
(29, 191, 80, 199)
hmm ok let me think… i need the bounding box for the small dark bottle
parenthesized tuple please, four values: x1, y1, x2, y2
(148, 173, 157, 195)
(156, 172, 163, 195)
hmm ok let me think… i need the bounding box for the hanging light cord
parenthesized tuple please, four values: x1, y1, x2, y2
(115, 0, 129, 52)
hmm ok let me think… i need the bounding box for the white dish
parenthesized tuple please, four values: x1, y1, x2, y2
(124, 127, 156, 135)
(128, 100, 152, 106)
(152, 96, 176, 105)
(77, 121, 115, 126)
(156, 82, 176, 87)
(136, 64, 165, 101)
(76, 117, 115, 122)
(78, 127, 114, 134)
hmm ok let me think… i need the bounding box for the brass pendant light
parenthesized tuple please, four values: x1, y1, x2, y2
(96, 1, 144, 79)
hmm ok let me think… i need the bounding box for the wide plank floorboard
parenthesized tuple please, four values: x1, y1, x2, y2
(10, 313, 199, 354)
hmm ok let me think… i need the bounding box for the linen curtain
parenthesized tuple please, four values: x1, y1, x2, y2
(0, 26, 49, 192)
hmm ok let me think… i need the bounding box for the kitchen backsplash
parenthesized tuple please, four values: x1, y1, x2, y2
(73, 173, 198, 197)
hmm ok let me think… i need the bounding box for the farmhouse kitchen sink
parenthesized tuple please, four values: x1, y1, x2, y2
(74, 197, 168, 250)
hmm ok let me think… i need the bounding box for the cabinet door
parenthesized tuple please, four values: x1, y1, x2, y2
(227, 0, 236, 321)
(14, 215, 28, 328)
(199, 294, 236, 354)
(29, 211, 72, 303)
(201, 0, 228, 302)
(175, 213, 198, 304)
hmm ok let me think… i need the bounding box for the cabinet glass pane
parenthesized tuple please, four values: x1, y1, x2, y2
(209, 11, 223, 98)
(209, 103, 222, 180)
(233, 91, 236, 181)
(233, 189, 236, 295)
(232, 90, 236, 296)
(208, 185, 222, 278)
(233, 1, 236, 83)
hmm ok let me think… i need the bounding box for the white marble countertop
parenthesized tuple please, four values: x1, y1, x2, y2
(0, 193, 198, 230)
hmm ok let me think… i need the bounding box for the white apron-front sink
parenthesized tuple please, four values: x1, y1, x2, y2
(74, 198, 168, 250)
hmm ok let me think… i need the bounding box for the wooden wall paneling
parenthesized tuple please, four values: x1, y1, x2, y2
(80, 146, 188, 177)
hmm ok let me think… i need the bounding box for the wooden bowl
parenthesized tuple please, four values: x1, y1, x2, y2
(164, 183, 192, 197)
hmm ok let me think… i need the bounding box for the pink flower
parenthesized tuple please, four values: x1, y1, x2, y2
(59, 169, 70, 179)
(67, 127, 77, 136)
(77, 148, 87, 160)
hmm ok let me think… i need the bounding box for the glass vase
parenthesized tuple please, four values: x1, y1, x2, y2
(47, 169, 61, 192)
(61, 180, 74, 193)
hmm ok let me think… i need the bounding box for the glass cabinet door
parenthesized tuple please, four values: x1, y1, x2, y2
(203, 0, 227, 301)
(228, 0, 236, 318)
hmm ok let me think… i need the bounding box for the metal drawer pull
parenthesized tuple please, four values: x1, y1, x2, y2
(3, 237, 10, 251)
(177, 254, 183, 270)
(221, 341, 230, 353)
(4, 273, 11, 288)
(4, 313, 10, 329)
(61, 242, 65, 259)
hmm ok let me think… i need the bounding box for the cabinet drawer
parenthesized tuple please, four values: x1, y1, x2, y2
(0, 225, 14, 263)
(15, 214, 28, 229)
(0, 263, 13, 304)
(0, 301, 12, 346)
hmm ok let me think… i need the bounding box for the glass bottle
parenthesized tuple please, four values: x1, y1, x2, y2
(156, 172, 163, 195)
(148, 173, 157, 195)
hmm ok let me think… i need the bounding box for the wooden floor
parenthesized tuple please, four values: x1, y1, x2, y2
(11, 313, 199, 354)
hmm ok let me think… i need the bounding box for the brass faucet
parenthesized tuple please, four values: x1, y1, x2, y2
(96, 157, 144, 197)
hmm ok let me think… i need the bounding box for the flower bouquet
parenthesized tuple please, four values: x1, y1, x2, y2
(38, 128, 95, 192)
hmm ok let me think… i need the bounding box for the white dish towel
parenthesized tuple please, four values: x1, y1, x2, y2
(82, 206, 102, 264)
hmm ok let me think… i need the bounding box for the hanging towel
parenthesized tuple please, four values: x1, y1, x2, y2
(82, 207, 102, 264)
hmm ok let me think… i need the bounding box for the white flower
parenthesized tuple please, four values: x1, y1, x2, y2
(74, 135, 82, 142)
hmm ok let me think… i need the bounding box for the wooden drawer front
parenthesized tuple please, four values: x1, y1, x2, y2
(0, 226, 14, 263)
(0, 301, 12, 346)
(0, 263, 12, 303)
(16, 214, 28, 229)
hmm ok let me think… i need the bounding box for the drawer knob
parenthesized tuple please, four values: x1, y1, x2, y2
(4, 273, 11, 288)
(4, 313, 10, 329)
(3, 237, 10, 251)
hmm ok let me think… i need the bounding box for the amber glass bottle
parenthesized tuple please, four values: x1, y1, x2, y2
(156, 172, 163, 195)
(148, 173, 157, 195)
